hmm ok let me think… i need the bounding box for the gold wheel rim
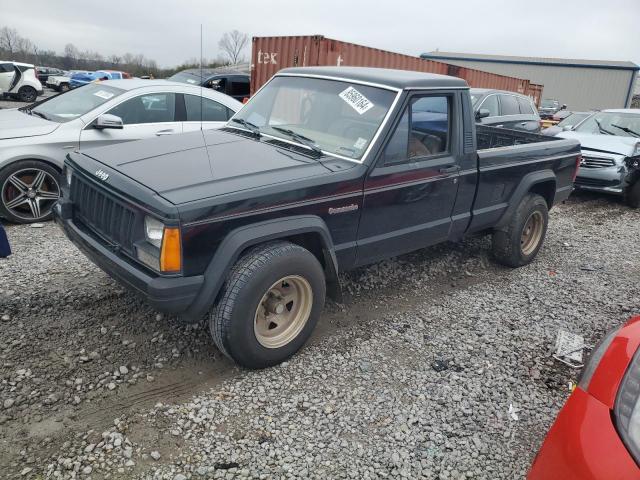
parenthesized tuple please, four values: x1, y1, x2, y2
(521, 211, 544, 256)
(254, 275, 313, 349)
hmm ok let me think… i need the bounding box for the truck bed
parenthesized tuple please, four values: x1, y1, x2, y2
(466, 125, 581, 235)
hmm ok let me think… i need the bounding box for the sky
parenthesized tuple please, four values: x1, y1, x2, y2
(2, 0, 640, 68)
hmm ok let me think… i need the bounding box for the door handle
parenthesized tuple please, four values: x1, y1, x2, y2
(439, 165, 460, 174)
(155, 129, 175, 136)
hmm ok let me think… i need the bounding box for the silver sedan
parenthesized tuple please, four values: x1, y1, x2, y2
(0, 79, 242, 223)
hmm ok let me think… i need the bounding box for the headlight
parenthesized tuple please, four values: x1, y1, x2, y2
(578, 327, 619, 391)
(633, 143, 640, 157)
(144, 216, 164, 248)
(615, 347, 640, 463)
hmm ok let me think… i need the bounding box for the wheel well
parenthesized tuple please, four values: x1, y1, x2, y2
(529, 181, 555, 209)
(0, 159, 62, 175)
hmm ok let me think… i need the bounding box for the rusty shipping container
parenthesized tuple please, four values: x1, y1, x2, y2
(251, 35, 534, 95)
(525, 83, 544, 107)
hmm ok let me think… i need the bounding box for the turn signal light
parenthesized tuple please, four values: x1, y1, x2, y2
(160, 227, 182, 272)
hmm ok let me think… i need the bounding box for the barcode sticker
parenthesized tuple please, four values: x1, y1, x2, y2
(339, 87, 374, 115)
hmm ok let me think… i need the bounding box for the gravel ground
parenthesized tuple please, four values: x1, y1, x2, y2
(0, 191, 639, 479)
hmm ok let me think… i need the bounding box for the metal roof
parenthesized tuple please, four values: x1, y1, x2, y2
(278, 66, 468, 89)
(421, 52, 640, 71)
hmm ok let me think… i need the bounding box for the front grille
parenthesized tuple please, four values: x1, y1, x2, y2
(70, 176, 137, 252)
(581, 156, 616, 169)
(575, 176, 618, 188)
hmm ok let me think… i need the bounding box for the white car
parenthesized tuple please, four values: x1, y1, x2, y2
(0, 79, 243, 223)
(0, 60, 43, 102)
(46, 71, 82, 92)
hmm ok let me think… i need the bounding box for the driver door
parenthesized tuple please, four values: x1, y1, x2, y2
(79, 92, 182, 150)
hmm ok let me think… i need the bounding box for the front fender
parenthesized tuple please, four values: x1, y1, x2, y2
(183, 215, 339, 322)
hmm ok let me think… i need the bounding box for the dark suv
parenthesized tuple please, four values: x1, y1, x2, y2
(471, 88, 541, 133)
(168, 68, 250, 102)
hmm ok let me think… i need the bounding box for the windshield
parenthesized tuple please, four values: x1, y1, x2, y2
(31, 84, 124, 123)
(230, 76, 397, 160)
(540, 99, 559, 109)
(558, 112, 590, 128)
(574, 112, 640, 138)
(167, 71, 202, 85)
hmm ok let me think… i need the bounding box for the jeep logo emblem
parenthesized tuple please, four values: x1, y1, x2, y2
(95, 169, 109, 181)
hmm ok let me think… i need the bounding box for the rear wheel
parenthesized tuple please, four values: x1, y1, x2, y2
(492, 193, 549, 267)
(624, 180, 640, 208)
(210, 241, 326, 369)
(0, 161, 61, 223)
(17, 86, 38, 103)
(59, 83, 70, 93)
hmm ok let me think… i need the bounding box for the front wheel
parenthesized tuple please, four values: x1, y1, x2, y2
(0, 161, 61, 223)
(59, 83, 70, 93)
(210, 241, 326, 369)
(492, 193, 549, 268)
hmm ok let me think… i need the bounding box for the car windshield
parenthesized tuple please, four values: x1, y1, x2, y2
(557, 112, 590, 127)
(574, 112, 640, 138)
(230, 76, 397, 160)
(31, 84, 124, 123)
(167, 71, 202, 85)
(541, 99, 558, 108)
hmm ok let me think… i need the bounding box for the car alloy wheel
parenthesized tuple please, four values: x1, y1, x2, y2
(1, 168, 60, 221)
(253, 275, 313, 349)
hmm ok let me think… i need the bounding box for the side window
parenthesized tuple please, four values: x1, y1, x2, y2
(184, 94, 231, 122)
(229, 78, 249, 97)
(517, 97, 534, 115)
(409, 96, 449, 159)
(478, 95, 499, 116)
(383, 95, 450, 165)
(499, 95, 520, 116)
(0, 63, 13, 73)
(108, 93, 176, 125)
(382, 110, 409, 165)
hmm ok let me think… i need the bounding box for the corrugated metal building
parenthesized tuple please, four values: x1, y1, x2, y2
(421, 52, 639, 110)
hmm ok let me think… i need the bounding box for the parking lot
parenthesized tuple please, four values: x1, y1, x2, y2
(0, 87, 56, 110)
(0, 192, 637, 479)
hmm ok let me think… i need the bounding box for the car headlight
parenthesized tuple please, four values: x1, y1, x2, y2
(615, 347, 640, 463)
(65, 167, 73, 187)
(139, 216, 182, 273)
(578, 327, 619, 391)
(144, 216, 164, 248)
(633, 143, 640, 157)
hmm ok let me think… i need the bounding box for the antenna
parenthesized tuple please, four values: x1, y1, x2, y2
(200, 24, 203, 131)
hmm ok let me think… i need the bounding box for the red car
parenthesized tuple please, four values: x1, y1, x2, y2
(529, 316, 640, 479)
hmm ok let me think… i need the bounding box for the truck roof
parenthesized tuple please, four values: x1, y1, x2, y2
(278, 66, 468, 90)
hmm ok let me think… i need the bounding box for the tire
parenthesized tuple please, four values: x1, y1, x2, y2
(17, 86, 38, 103)
(210, 241, 326, 369)
(624, 180, 640, 208)
(491, 193, 549, 268)
(59, 83, 70, 93)
(0, 160, 61, 223)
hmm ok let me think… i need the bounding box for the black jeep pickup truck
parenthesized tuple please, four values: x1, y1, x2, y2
(54, 67, 581, 368)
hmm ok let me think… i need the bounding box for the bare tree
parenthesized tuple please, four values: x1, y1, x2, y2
(218, 30, 248, 65)
(0, 26, 20, 54)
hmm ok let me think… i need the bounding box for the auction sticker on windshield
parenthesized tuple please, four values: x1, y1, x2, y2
(94, 90, 115, 100)
(339, 87, 374, 115)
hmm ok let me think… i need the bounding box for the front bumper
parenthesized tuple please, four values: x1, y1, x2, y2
(575, 164, 625, 194)
(528, 387, 639, 480)
(53, 201, 204, 315)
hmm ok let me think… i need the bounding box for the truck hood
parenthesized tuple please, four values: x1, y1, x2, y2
(557, 131, 639, 156)
(80, 129, 333, 205)
(0, 109, 60, 140)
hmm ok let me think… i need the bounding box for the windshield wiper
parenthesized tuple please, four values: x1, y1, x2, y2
(30, 110, 49, 120)
(230, 118, 261, 137)
(611, 123, 640, 138)
(594, 118, 614, 135)
(270, 126, 323, 156)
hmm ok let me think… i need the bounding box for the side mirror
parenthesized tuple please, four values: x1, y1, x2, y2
(562, 125, 573, 131)
(476, 108, 491, 120)
(94, 114, 124, 130)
